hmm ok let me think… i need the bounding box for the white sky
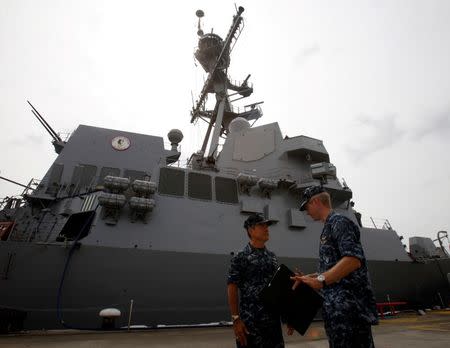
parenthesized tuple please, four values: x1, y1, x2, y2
(1, 0, 449, 246)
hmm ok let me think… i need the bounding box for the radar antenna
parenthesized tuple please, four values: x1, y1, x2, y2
(190, 6, 263, 165)
(196, 9, 204, 36)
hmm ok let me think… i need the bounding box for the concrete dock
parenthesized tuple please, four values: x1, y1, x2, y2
(1, 310, 449, 347)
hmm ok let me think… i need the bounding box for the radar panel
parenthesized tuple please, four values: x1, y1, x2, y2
(188, 172, 212, 201)
(159, 168, 185, 196)
(215, 177, 238, 204)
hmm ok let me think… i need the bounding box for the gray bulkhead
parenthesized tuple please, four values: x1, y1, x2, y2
(19, 123, 409, 262)
(38, 124, 169, 192)
(215, 121, 410, 261)
(13, 124, 173, 243)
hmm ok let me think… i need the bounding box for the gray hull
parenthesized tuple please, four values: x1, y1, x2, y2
(1, 242, 449, 330)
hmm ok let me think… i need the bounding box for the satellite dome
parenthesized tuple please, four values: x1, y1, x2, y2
(168, 129, 184, 145)
(229, 117, 250, 134)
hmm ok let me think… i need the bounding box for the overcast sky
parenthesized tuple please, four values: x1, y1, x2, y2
(1, 0, 449, 248)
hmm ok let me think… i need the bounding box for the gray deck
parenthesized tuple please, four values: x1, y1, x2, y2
(1, 310, 449, 347)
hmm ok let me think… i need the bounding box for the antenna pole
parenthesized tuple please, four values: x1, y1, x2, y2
(0, 175, 30, 189)
(207, 97, 226, 158)
(31, 109, 58, 142)
(191, 6, 245, 122)
(27, 100, 62, 142)
(201, 119, 214, 154)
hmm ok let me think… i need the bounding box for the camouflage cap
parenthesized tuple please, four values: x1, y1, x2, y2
(244, 213, 272, 230)
(299, 186, 325, 211)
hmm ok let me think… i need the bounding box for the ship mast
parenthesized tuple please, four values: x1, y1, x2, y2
(190, 6, 262, 168)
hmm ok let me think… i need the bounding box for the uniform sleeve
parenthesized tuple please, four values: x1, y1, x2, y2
(332, 218, 365, 261)
(227, 253, 245, 285)
(273, 253, 279, 269)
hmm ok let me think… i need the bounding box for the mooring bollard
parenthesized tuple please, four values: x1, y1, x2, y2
(99, 308, 121, 330)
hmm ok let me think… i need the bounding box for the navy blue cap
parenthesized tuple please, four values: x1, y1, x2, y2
(244, 213, 272, 229)
(299, 186, 326, 211)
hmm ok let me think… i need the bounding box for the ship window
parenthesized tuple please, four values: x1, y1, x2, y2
(98, 167, 120, 185)
(124, 170, 149, 182)
(57, 211, 96, 241)
(215, 177, 238, 204)
(188, 172, 212, 201)
(158, 168, 185, 196)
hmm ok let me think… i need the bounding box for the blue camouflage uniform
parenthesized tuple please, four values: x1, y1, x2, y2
(319, 211, 378, 348)
(228, 243, 284, 348)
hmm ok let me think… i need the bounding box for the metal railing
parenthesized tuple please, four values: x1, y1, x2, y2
(21, 178, 41, 196)
(362, 217, 393, 230)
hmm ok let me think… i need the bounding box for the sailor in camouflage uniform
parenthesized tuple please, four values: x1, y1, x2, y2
(227, 213, 291, 347)
(292, 186, 378, 348)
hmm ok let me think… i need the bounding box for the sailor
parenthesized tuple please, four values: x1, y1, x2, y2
(227, 213, 291, 347)
(291, 186, 378, 348)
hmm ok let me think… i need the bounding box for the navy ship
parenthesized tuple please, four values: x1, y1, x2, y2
(1, 6, 449, 331)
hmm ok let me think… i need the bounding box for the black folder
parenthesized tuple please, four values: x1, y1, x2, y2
(260, 264, 323, 335)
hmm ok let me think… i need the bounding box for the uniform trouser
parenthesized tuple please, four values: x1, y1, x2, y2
(235, 322, 284, 348)
(324, 321, 375, 348)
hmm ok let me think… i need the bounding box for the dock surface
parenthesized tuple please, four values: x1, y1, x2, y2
(1, 310, 449, 347)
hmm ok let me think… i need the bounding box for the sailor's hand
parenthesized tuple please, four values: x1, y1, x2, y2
(233, 318, 249, 346)
(287, 324, 295, 336)
(290, 268, 304, 290)
(300, 275, 323, 290)
(290, 275, 302, 290)
(294, 267, 304, 276)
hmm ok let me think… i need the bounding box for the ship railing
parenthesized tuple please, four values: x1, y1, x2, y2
(21, 178, 41, 197)
(362, 217, 393, 230)
(58, 132, 72, 142)
(167, 158, 190, 168)
(228, 78, 254, 90)
(228, 104, 263, 118)
(0, 196, 11, 210)
(229, 104, 240, 114)
(0, 195, 26, 210)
